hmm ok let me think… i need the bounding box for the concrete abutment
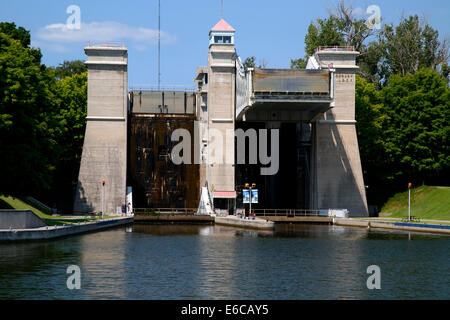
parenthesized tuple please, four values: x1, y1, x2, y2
(74, 46, 128, 215)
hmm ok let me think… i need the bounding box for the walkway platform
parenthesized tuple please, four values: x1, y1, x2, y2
(263, 216, 333, 224)
(214, 215, 275, 230)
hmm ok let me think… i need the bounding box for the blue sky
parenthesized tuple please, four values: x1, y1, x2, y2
(1, 0, 449, 86)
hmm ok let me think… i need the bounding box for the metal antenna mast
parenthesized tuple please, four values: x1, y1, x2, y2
(221, 0, 223, 18)
(158, 0, 161, 90)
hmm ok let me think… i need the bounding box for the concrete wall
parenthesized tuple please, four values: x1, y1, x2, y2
(0, 210, 47, 229)
(312, 50, 368, 217)
(73, 47, 128, 214)
(207, 44, 236, 193)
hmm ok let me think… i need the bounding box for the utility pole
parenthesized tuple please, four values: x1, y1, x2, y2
(245, 183, 250, 218)
(408, 183, 412, 221)
(158, 0, 161, 90)
(101, 179, 106, 219)
(249, 184, 252, 218)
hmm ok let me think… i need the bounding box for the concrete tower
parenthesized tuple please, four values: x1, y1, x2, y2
(73, 44, 128, 215)
(207, 19, 237, 202)
(312, 48, 369, 216)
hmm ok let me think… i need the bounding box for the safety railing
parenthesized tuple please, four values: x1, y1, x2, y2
(133, 208, 197, 216)
(87, 41, 126, 48)
(315, 46, 355, 52)
(129, 85, 196, 92)
(252, 209, 329, 217)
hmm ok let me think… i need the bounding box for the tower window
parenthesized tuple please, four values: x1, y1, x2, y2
(214, 36, 232, 44)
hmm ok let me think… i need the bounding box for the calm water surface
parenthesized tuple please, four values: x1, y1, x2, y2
(0, 224, 448, 299)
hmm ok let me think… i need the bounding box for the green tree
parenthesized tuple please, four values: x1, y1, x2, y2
(51, 60, 87, 80)
(440, 62, 450, 81)
(0, 24, 88, 213)
(355, 76, 390, 203)
(292, 3, 449, 85)
(333, 1, 374, 52)
(243, 56, 256, 69)
(379, 68, 449, 184)
(243, 56, 270, 69)
(290, 58, 307, 69)
(0, 32, 58, 195)
(304, 16, 344, 56)
(295, 1, 375, 75)
(375, 15, 449, 83)
(0, 22, 31, 48)
(356, 68, 450, 204)
(50, 73, 87, 208)
(0, 22, 42, 63)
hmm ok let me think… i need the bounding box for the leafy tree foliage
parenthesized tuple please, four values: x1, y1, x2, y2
(243, 56, 270, 69)
(440, 62, 450, 80)
(355, 76, 384, 180)
(0, 22, 42, 64)
(0, 32, 58, 195)
(0, 22, 31, 48)
(292, 1, 374, 71)
(290, 58, 307, 69)
(50, 73, 87, 210)
(51, 60, 87, 80)
(356, 69, 450, 204)
(0, 24, 87, 212)
(243, 56, 256, 69)
(304, 16, 344, 56)
(333, 1, 374, 52)
(373, 15, 449, 83)
(378, 68, 449, 182)
(293, 2, 449, 84)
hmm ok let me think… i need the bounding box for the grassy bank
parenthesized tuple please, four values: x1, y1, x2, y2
(380, 186, 450, 221)
(0, 195, 52, 219)
(0, 195, 112, 225)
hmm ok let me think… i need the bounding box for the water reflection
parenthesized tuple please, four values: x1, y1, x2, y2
(78, 230, 128, 299)
(132, 224, 204, 236)
(133, 224, 274, 238)
(0, 224, 448, 300)
(0, 238, 83, 299)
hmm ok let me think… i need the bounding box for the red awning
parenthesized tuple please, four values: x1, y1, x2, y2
(213, 191, 237, 199)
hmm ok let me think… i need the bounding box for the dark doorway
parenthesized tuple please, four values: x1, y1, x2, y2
(235, 121, 311, 210)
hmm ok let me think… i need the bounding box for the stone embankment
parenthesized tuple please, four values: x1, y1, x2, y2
(0, 216, 133, 242)
(334, 218, 450, 235)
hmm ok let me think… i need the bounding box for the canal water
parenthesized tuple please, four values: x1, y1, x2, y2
(0, 224, 448, 300)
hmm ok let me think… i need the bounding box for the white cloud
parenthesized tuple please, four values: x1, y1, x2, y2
(36, 21, 176, 51)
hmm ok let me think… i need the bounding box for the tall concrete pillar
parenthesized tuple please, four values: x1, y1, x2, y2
(312, 49, 368, 216)
(73, 45, 128, 215)
(206, 20, 236, 194)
